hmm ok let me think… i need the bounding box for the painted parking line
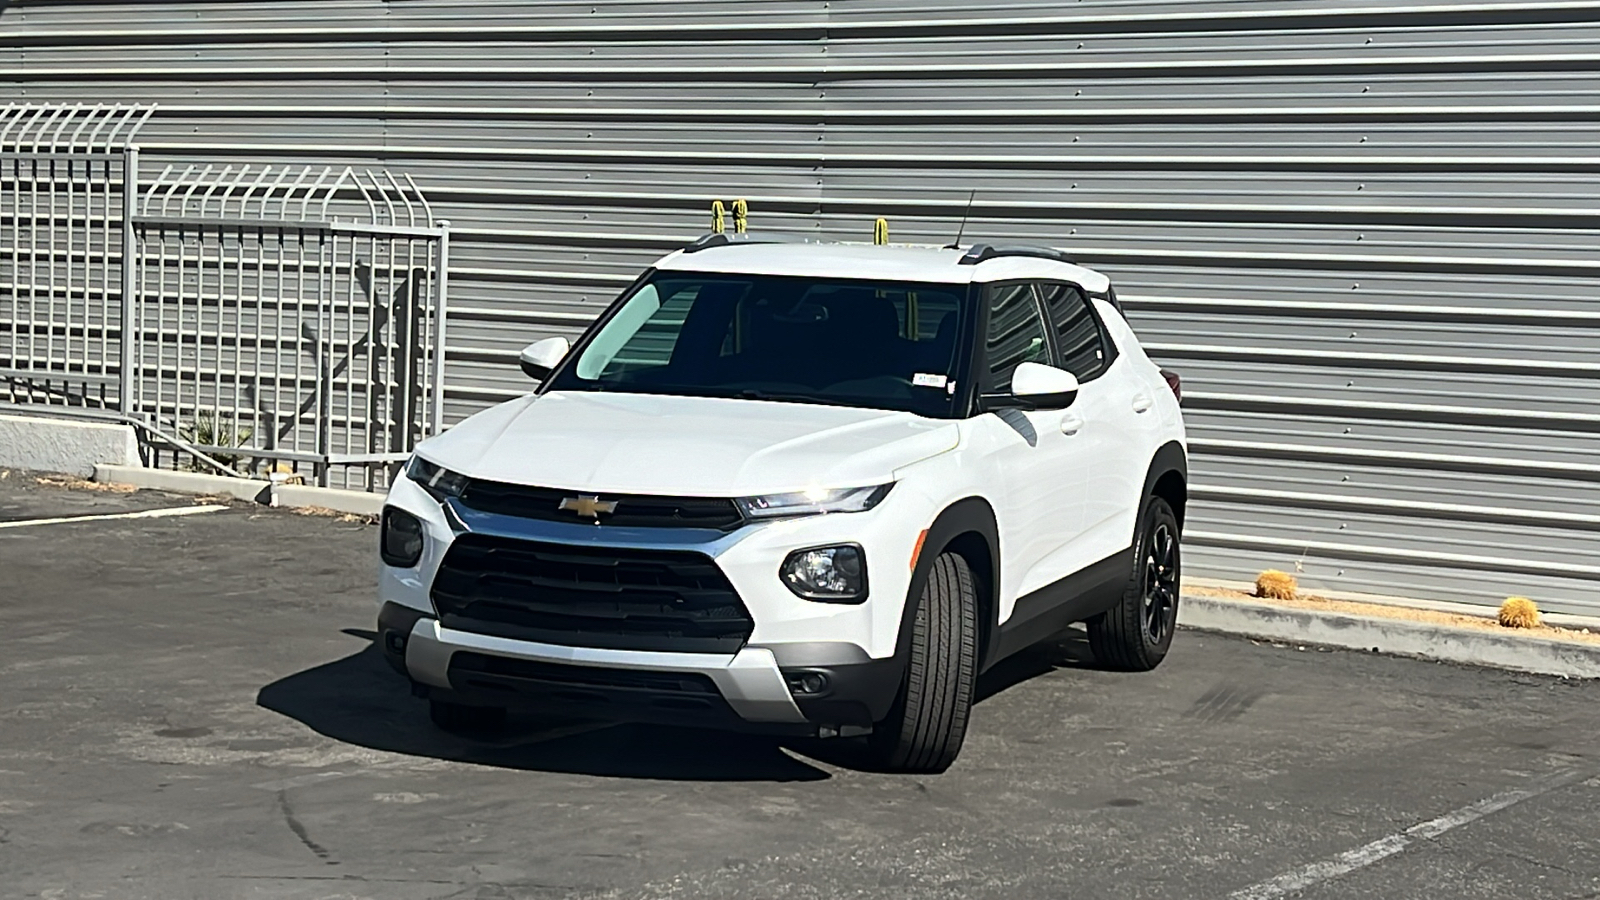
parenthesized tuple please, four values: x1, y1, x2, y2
(0, 505, 228, 530)
(1229, 766, 1593, 900)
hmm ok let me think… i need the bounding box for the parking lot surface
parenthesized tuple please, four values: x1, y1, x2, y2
(0, 475, 1596, 900)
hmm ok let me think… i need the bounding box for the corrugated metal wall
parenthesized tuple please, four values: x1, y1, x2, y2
(5, 0, 1598, 614)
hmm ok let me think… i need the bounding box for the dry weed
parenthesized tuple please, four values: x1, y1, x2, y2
(1255, 569, 1298, 601)
(34, 474, 136, 494)
(291, 505, 375, 525)
(1498, 596, 1541, 629)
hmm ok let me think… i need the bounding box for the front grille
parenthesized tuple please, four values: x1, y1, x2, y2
(431, 535, 754, 653)
(458, 479, 744, 530)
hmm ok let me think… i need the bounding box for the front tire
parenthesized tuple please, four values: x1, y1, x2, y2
(428, 697, 507, 734)
(868, 551, 978, 774)
(1088, 496, 1181, 671)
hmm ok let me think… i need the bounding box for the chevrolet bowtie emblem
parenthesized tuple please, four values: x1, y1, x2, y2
(559, 494, 618, 520)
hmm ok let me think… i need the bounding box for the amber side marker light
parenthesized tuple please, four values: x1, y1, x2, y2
(910, 529, 929, 572)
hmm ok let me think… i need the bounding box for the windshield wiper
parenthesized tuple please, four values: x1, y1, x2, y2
(737, 389, 831, 406)
(572, 383, 834, 406)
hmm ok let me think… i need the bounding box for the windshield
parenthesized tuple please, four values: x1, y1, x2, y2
(546, 272, 973, 417)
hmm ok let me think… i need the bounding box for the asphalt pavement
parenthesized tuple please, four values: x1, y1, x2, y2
(0, 474, 1596, 900)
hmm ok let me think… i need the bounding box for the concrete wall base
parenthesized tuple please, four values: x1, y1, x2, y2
(0, 414, 139, 477)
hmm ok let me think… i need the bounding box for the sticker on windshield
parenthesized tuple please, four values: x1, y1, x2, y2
(913, 373, 949, 389)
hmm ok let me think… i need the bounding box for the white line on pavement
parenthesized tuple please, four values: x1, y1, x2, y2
(0, 505, 228, 530)
(1230, 767, 1592, 900)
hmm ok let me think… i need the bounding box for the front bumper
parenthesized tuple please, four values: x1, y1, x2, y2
(379, 602, 903, 732)
(377, 470, 936, 732)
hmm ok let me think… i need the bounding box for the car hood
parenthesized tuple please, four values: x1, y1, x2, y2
(416, 391, 960, 496)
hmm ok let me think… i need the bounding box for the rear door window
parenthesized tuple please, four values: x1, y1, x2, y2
(1037, 281, 1113, 381)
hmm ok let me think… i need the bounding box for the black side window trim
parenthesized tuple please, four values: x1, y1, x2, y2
(1032, 280, 1118, 384)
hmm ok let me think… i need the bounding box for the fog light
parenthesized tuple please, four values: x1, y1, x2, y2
(380, 506, 425, 567)
(785, 672, 830, 695)
(383, 630, 408, 655)
(780, 544, 867, 603)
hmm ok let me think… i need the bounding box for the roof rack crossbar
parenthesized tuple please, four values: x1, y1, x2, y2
(957, 244, 1077, 266)
(682, 232, 798, 253)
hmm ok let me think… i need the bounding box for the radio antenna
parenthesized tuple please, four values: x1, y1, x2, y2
(944, 189, 977, 249)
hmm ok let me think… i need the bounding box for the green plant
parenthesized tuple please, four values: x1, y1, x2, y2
(179, 411, 255, 472)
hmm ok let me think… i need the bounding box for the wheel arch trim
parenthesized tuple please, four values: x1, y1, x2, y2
(897, 496, 1002, 673)
(1140, 440, 1189, 535)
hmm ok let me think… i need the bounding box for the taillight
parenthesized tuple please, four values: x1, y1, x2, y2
(1160, 368, 1182, 403)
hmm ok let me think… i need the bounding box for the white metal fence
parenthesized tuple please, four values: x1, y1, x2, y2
(1, 103, 450, 490)
(127, 164, 450, 490)
(0, 103, 151, 410)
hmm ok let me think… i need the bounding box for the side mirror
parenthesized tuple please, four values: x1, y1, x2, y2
(1008, 361, 1079, 410)
(519, 337, 570, 381)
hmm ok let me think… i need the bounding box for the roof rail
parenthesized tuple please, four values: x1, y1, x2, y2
(682, 232, 798, 253)
(957, 244, 1077, 266)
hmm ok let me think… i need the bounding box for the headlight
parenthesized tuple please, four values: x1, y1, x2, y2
(781, 544, 868, 603)
(380, 507, 425, 568)
(406, 456, 469, 500)
(736, 483, 893, 520)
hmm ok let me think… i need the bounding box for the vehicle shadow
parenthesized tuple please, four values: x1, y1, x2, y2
(793, 628, 1102, 770)
(257, 628, 1099, 782)
(976, 627, 1100, 704)
(257, 640, 832, 782)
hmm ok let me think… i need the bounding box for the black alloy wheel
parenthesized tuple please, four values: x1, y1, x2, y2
(1087, 495, 1181, 672)
(1142, 521, 1179, 647)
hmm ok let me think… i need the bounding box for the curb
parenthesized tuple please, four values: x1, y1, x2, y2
(1184, 576, 1600, 632)
(1178, 594, 1600, 680)
(92, 465, 383, 517)
(93, 465, 272, 503)
(274, 482, 385, 516)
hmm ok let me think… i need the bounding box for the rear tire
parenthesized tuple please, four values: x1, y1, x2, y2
(428, 697, 507, 735)
(1088, 496, 1181, 671)
(868, 551, 978, 774)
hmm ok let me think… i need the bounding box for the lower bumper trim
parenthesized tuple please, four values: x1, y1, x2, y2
(403, 619, 809, 724)
(378, 602, 434, 675)
(447, 651, 748, 728)
(782, 656, 905, 727)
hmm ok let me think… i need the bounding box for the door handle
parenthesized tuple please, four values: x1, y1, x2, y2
(1131, 392, 1153, 413)
(1060, 413, 1084, 435)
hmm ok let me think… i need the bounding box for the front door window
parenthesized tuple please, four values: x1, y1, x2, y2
(982, 283, 1051, 394)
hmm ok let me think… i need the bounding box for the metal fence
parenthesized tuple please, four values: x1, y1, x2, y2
(127, 164, 450, 490)
(0, 103, 151, 410)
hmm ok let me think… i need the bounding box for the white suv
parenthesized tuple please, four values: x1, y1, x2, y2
(377, 235, 1187, 773)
